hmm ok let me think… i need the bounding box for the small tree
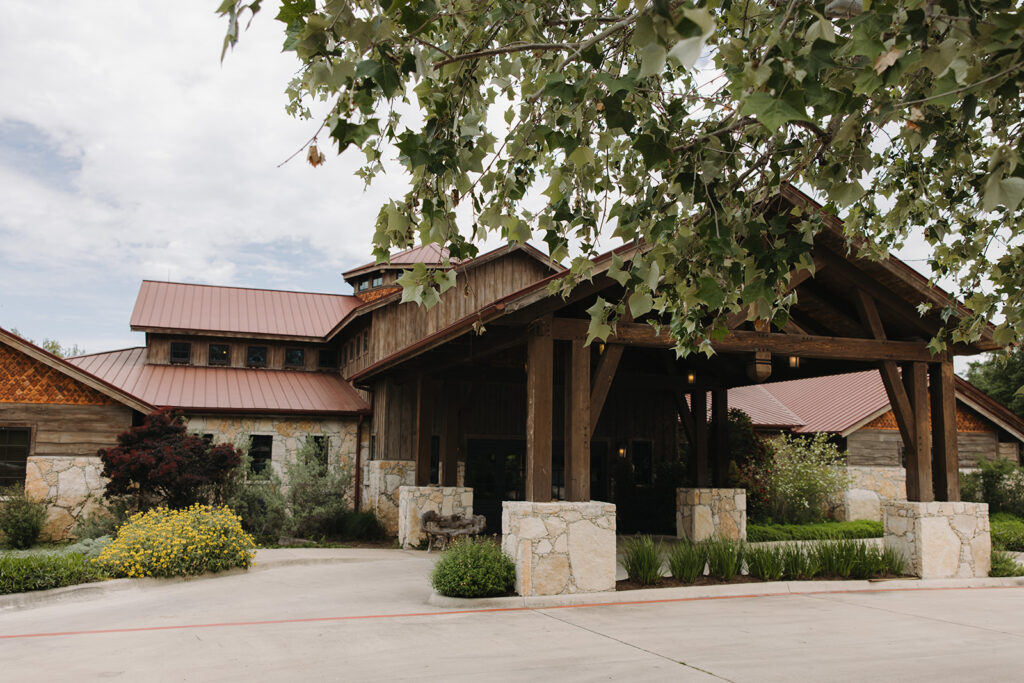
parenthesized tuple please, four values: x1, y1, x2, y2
(98, 410, 242, 510)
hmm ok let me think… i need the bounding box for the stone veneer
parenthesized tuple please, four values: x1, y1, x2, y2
(848, 466, 907, 500)
(397, 486, 474, 548)
(24, 456, 106, 540)
(676, 488, 746, 542)
(367, 460, 416, 536)
(883, 500, 991, 578)
(502, 501, 616, 596)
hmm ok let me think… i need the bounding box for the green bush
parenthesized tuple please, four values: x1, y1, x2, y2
(962, 458, 1024, 518)
(0, 486, 48, 549)
(990, 550, 1024, 577)
(705, 537, 744, 581)
(95, 505, 255, 578)
(765, 434, 850, 524)
(747, 520, 883, 543)
(809, 540, 859, 578)
(72, 497, 134, 540)
(430, 538, 516, 598)
(745, 545, 784, 581)
(0, 553, 104, 595)
(285, 439, 353, 539)
(341, 510, 385, 540)
(991, 512, 1024, 552)
(780, 543, 819, 580)
(622, 535, 663, 585)
(224, 454, 290, 544)
(667, 541, 706, 583)
(880, 546, 907, 575)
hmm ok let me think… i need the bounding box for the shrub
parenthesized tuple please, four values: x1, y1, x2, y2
(704, 537, 744, 581)
(747, 520, 883, 543)
(990, 512, 1024, 552)
(0, 486, 48, 549)
(847, 543, 886, 580)
(880, 546, 907, 576)
(223, 453, 290, 543)
(622, 535, 663, 585)
(430, 538, 515, 598)
(780, 543, 819, 580)
(962, 458, 1024, 518)
(72, 496, 134, 540)
(341, 510, 385, 540)
(0, 553, 104, 595)
(990, 550, 1024, 577)
(761, 434, 850, 524)
(667, 541, 706, 583)
(809, 540, 865, 579)
(95, 505, 255, 578)
(285, 438, 353, 539)
(99, 410, 242, 510)
(745, 545, 784, 581)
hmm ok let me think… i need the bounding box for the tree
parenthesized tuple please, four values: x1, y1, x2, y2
(967, 347, 1024, 418)
(9, 327, 84, 358)
(99, 410, 242, 510)
(219, 0, 1024, 353)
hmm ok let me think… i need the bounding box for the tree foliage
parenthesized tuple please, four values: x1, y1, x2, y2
(220, 0, 1024, 352)
(966, 347, 1024, 417)
(9, 328, 84, 358)
(98, 410, 242, 510)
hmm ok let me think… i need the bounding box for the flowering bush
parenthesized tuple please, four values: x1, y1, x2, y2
(95, 505, 255, 578)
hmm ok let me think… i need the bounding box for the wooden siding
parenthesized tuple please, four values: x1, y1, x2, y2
(0, 344, 118, 406)
(0, 403, 133, 457)
(847, 428, 998, 467)
(862, 404, 992, 433)
(147, 334, 332, 372)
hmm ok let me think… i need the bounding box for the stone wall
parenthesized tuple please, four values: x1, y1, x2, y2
(397, 486, 473, 548)
(847, 466, 907, 500)
(367, 460, 415, 536)
(883, 500, 991, 578)
(24, 456, 106, 540)
(502, 501, 617, 596)
(676, 488, 746, 542)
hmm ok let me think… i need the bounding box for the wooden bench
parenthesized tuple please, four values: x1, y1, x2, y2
(421, 510, 487, 552)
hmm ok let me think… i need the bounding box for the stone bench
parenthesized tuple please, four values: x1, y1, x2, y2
(421, 510, 486, 552)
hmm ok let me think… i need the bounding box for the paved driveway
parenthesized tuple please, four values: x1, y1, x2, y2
(2, 548, 1024, 681)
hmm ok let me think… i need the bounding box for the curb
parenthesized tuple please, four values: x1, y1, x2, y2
(427, 576, 1024, 609)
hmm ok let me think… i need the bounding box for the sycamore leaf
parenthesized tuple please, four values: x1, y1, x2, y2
(740, 92, 811, 135)
(639, 43, 667, 78)
(585, 298, 612, 345)
(805, 18, 836, 44)
(435, 268, 457, 294)
(983, 175, 1024, 212)
(607, 252, 630, 286)
(567, 146, 595, 167)
(828, 181, 865, 206)
(873, 47, 904, 75)
(628, 290, 653, 317)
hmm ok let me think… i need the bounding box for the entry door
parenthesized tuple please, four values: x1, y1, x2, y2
(465, 439, 525, 534)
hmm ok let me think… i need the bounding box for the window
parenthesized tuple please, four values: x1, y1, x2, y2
(318, 349, 337, 369)
(310, 435, 329, 472)
(284, 348, 305, 368)
(362, 331, 368, 354)
(372, 274, 383, 287)
(246, 346, 268, 368)
(0, 428, 30, 487)
(249, 435, 273, 473)
(169, 342, 191, 365)
(208, 344, 230, 366)
(358, 279, 369, 291)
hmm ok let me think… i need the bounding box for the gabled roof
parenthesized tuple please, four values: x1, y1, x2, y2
(0, 327, 153, 413)
(68, 348, 369, 416)
(343, 244, 456, 280)
(726, 384, 805, 430)
(130, 281, 361, 340)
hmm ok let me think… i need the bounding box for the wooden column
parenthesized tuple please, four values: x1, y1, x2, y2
(903, 362, 933, 502)
(440, 384, 460, 487)
(711, 387, 730, 487)
(567, 337, 591, 502)
(563, 343, 573, 501)
(590, 344, 623, 432)
(930, 361, 960, 501)
(414, 373, 434, 487)
(692, 388, 710, 487)
(526, 315, 553, 502)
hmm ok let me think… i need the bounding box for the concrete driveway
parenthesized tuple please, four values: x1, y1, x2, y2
(2, 548, 1024, 681)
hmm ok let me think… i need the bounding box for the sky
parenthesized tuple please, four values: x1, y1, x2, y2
(0, 2, 989, 374)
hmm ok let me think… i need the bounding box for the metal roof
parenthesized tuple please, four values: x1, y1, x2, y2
(749, 370, 891, 435)
(68, 348, 369, 415)
(342, 244, 455, 280)
(726, 384, 805, 429)
(129, 281, 361, 339)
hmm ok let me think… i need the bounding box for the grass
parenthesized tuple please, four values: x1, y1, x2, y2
(666, 541, 706, 583)
(990, 512, 1024, 552)
(990, 550, 1024, 577)
(621, 535, 663, 585)
(747, 520, 883, 543)
(705, 537, 744, 581)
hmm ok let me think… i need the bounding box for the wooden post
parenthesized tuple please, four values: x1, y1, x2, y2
(903, 362, 933, 502)
(414, 373, 434, 487)
(692, 388, 710, 487)
(526, 315, 553, 501)
(590, 344, 624, 432)
(567, 337, 591, 501)
(563, 342, 573, 502)
(440, 384, 459, 487)
(930, 361, 960, 501)
(711, 387, 729, 487)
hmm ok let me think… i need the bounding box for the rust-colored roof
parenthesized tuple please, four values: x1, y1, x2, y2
(749, 371, 891, 435)
(343, 244, 455, 280)
(130, 281, 361, 339)
(68, 348, 369, 415)
(727, 384, 805, 429)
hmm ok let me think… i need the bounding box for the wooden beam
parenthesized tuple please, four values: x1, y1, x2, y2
(904, 362, 934, 502)
(930, 361, 960, 502)
(526, 315, 554, 501)
(590, 344, 624, 433)
(691, 388, 710, 487)
(793, 286, 866, 338)
(414, 373, 434, 487)
(567, 337, 591, 501)
(673, 388, 695, 445)
(711, 387, 729, 486)
(440, 383, 460, 487)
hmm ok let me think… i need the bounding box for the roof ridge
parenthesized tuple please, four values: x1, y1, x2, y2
(139, 280, 357, 299)
(67, 346, 145, 360)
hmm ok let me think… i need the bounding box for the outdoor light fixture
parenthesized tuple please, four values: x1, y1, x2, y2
(597, 342, 606, 354)
(618, 446, 627, 458)
(789, 356, 800, 369)
(686, 371, 696, 384)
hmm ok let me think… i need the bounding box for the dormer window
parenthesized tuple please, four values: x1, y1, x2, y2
(247, 346, 268, 368)
(318, 349, 337, 369)
(169, 342, 191, 365)
(208, 344, 230, 366)
(359, 279, 369, 291)
(284, 348, 305, 368)
(372, 274, 383, 287)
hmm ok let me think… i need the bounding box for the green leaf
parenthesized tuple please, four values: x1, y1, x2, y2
(983, 176, 1024, 212)
(567, 146, 595, 167)
(739, 92, 811, 135)
(585, 298, 612, 345)
(607, 252, 630, 286)
(828, 181, 866, 207)
(805, 18, 836, 44)
(628, 290, 653, 317)
(697, 276, 726, 310)
(638, 43, 667, 79)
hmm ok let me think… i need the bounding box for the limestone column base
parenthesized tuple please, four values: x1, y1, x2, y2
(676, 488, 746, 542)
(366, 460, 415, 536)
(397, 486, 474, 548)
(883, 500, 990, 578)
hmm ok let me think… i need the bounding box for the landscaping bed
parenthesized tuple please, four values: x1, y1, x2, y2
(747, 520, 883, 542)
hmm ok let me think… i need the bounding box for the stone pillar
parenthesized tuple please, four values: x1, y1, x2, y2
(883, 501, 991, 578)
(501, 501, 616, 596)
(676, 488, 746, 542)
(366, 460, 415, 536)
(398, 486, 474, 549)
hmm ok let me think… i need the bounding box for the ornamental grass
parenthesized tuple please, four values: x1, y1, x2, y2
(95, 505, 256, 578)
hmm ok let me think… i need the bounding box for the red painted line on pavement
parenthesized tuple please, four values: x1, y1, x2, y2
(1, 584, 1020, 641)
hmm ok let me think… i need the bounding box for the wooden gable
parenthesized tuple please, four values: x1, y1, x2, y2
(0, 343, 119, 407)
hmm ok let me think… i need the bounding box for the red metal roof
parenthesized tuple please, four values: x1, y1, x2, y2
(129, 281, 361, 339)
(68, 348, 369, 415)
(343, 244, 456, 279)
(726, 384, 805, 429)
(750, 371, 890, 435)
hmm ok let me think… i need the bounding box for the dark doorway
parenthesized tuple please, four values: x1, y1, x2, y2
(466, 438, 525, 533)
